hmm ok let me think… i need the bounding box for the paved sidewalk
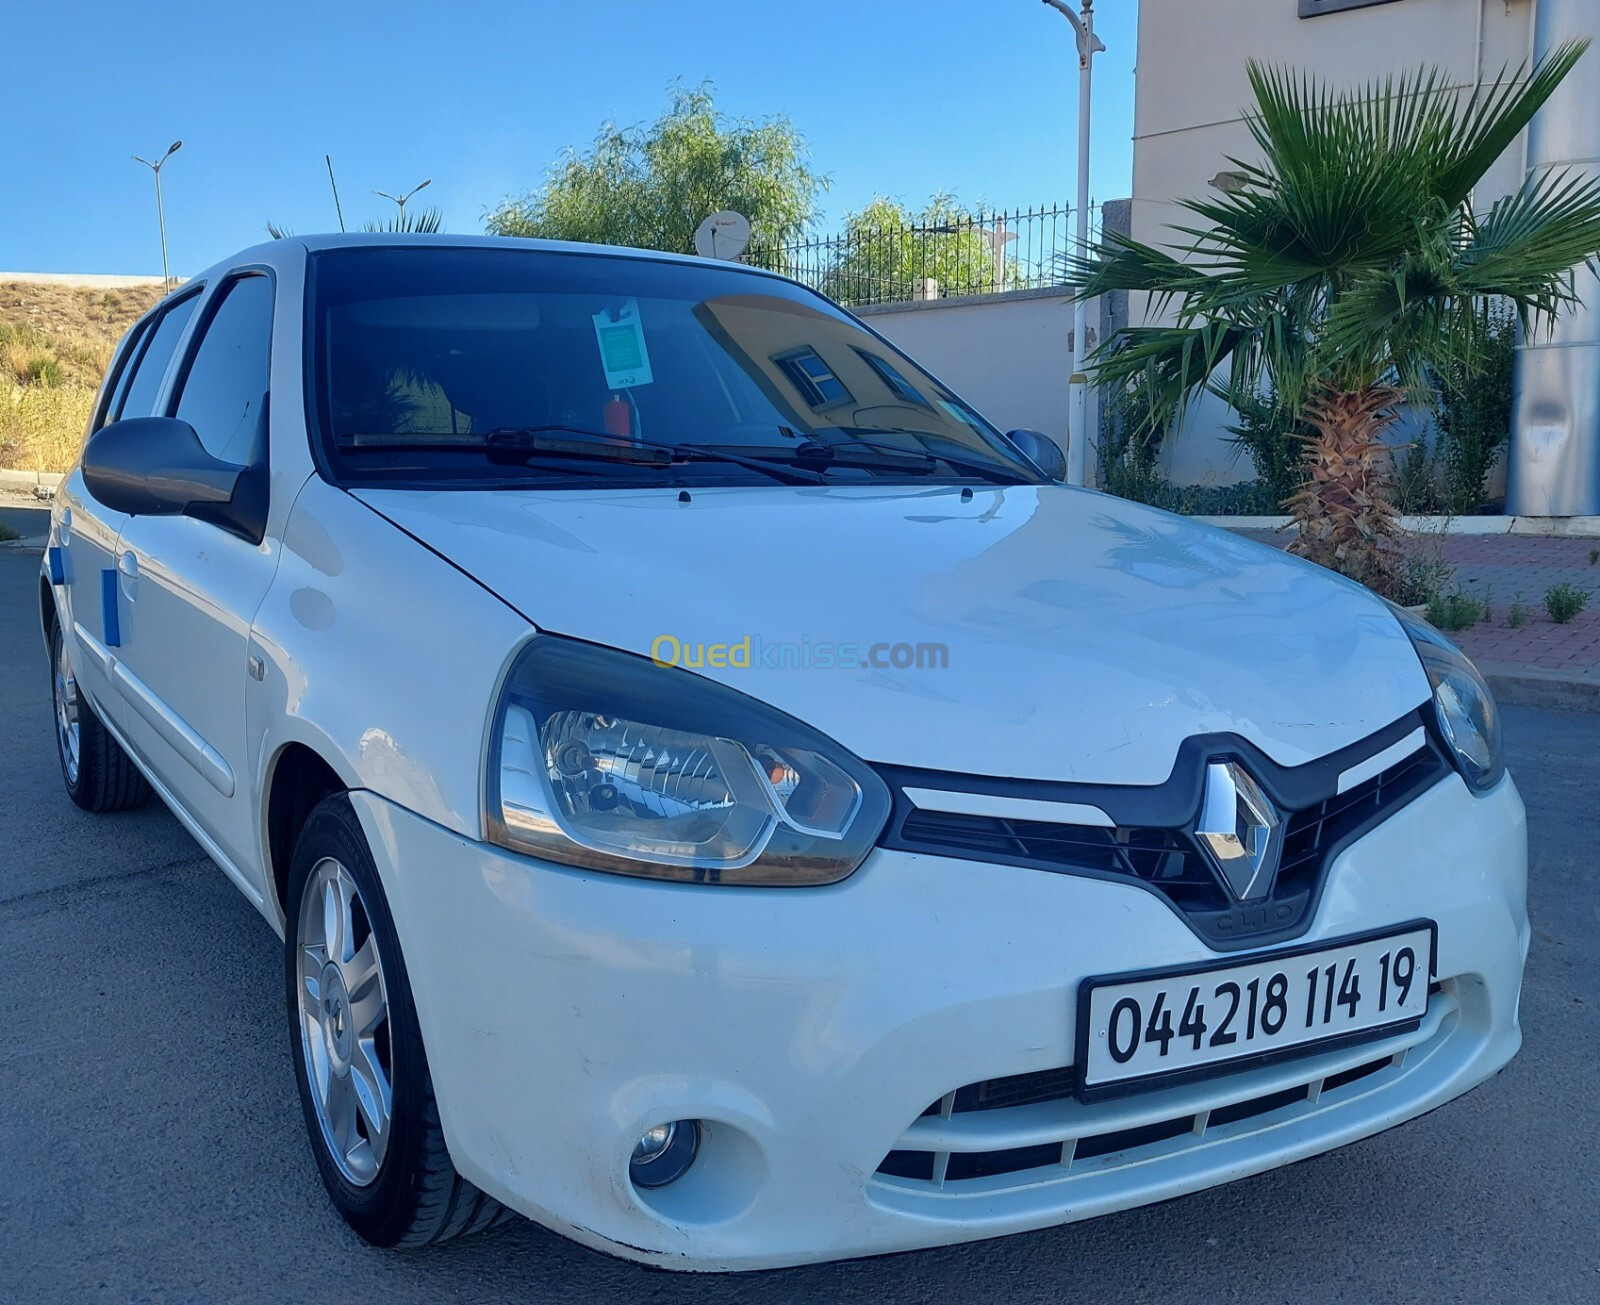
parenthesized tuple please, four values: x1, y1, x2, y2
(1408, 534, 1600, 678)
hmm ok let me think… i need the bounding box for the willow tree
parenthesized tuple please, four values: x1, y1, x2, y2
(1074, 42, 1600, 591)
(821, 195, 1008, 306)
(487, 83, 823, 257)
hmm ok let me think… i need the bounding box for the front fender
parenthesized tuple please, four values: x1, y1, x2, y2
(248, 477, 531, 855)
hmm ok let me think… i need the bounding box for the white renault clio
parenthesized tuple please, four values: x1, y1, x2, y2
(42, 235, 1526, 1270)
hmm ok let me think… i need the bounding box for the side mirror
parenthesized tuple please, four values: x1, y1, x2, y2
(83, 417, 241, 516)
(1006, 428, 1066, 483)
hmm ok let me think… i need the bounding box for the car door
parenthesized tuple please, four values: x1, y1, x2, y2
(58, 289, 203, 714)
(112, 271, 280, 894)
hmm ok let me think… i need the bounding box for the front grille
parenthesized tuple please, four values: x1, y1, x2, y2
(874, 987, 1456, 1192)
(897, 812, 1224, 910)
(881, 1068, 1355, 1185)
(1276, 743, 1444, 888)
(886, 733, 1449, 948)
(919, 1065, 1081, 1117)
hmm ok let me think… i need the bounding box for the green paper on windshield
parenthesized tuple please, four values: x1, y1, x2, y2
(592, 298, 654, 389)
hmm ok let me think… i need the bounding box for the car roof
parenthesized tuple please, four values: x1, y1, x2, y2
(192, 231, 793, 286)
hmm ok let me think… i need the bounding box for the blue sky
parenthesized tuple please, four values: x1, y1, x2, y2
(2, 0, 1138, 276)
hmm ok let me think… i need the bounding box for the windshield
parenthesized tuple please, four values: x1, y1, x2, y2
(307, 246, 1042, 489)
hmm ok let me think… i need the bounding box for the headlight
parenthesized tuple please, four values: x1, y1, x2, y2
(485, 636, 892, 885)
(1391, 606, 1505, 792)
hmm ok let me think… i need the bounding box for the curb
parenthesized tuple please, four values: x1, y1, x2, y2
(0, 470, 64, 496)
(1482, 663, 1600, 714)
(1204, 514, 1600, 538)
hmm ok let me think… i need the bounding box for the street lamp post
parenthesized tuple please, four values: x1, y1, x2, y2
(374, 179, 432, 229)
(132, 140, 183, 292)
(1040, 0, 1104, 487)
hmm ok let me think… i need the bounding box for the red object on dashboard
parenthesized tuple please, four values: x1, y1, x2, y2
(603, 396, 631, 438)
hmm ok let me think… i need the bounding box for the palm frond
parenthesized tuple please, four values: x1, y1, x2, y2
(1067, 232, 1210, 299)
(1088, 321, 1253, 440)
(1434, 39, 1589, 205)
(361, 207, 444, 234)
(1454, 167, 1600, 319)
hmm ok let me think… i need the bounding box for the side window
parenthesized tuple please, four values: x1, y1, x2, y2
(114, 293, 201, 421)
(94, 318, 151, 432)
(174, 275, 274, 465)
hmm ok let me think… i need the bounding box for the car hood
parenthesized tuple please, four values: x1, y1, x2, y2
(354, 483, 1429, 785)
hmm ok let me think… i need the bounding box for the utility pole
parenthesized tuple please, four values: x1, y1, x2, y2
(1039, 0, 1104, 486)
(132, 140, 183, 292)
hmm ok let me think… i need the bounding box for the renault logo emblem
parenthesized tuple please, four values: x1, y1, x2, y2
(1196, 761, 1282, 901)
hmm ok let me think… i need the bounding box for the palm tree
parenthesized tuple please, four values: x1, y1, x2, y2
(265, 209, 444, 240)
(1074, 41, 1600, 591)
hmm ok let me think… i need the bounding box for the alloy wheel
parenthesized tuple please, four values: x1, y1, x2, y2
(295, 857, 394, 1186)
(53, 635, 81, 786)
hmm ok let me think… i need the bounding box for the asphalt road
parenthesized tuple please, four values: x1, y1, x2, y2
(2, 545, 1596, 1305)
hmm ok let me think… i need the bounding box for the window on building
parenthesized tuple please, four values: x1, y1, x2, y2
(774, 348, 853, 409)
(854, 349, 929, 406)
(1298, 0, 1405, 18)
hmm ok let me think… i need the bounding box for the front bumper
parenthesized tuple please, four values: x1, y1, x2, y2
(352, 770, 1528, 1271)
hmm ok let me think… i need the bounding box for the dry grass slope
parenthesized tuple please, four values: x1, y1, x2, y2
(0, 281, 165, 472)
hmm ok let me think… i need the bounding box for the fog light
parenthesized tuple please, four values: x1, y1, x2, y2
(629, 1119, 700, 1189)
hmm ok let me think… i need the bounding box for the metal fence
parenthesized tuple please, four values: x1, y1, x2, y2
(748, 203, 1088, 308)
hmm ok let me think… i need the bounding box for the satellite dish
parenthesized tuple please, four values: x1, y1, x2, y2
(694, 210, 752, 261)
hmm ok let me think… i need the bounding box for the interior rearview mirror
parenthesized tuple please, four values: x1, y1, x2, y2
(82, 416, 266, 543)
(1005, 428, 1067, 483)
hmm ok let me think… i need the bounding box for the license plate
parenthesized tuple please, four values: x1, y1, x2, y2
(1075, 922, 1435, 1100)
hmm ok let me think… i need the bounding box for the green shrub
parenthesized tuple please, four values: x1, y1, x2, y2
(1391, 437, 1443, 515)
(1426, 590, 1484, 631)
(1098, 380, 1168, 504)
(1507, 594, 1530, 628)
(1545, 582, 1590, 624)
(1428, 303, 1516, 514)
(1226, 389, 1307, 510)
(1392, 554, 1454, 608)
(22, 354, 62, 386)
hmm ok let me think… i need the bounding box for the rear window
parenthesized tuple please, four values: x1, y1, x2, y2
(306, 246, 1036, 490)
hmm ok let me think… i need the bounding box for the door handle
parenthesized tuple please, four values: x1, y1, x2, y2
(118, 550, 139, 601)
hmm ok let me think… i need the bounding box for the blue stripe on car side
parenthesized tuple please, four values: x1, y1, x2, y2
(101, 568, 121, 647)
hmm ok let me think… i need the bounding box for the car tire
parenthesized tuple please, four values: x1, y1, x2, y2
(50, 620, 150, 812)
(285, 794, 510, 1247)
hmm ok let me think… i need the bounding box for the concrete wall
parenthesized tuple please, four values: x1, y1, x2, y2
(0, 272, 172, 288)
(858, 287, 1083, 462)
(1132, 0, 1536, 486)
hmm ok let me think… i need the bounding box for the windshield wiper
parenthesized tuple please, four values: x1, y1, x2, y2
(484, 426, 827, 485)
(484, 426, 670, 466)
(799, 430, 1033, 485)
(339, 434, 627, 478)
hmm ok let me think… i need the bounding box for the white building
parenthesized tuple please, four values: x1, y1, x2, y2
(1129, 0, 1599, 513)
